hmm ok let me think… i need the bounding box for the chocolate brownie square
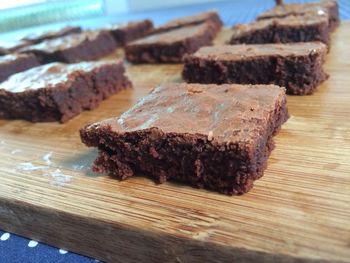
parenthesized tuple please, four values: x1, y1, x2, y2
(21, 26, 82, 44)
(229, 12, 330, 47)
(151, 11, 223, 34)
(0, 61, 131, 123)
(257, 0, 339, 32)
(80, 83, 288, 195)
(183, 42, 328, 95)
(125, 22, 217, 63)
(0, 53, 40, 83)
(19, 31, 117, 64)
(106, 20, 154, 46)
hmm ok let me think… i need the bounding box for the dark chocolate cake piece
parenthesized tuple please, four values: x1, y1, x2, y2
(125, 22, 217, 63)
(257, 0, 339, 31)
(0, 53, 40, 83)
(80, 83, 289, 195)
(183, 42, 328, 95)
(229, 12, 330, 47)
(0, 61, 131, 123)
(19, 31, 117, 64)
(106, 20, 154, 46)
(151, 11, 223, 34)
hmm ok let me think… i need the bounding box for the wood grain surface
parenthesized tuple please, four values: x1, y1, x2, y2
(0, 23, 350, 263)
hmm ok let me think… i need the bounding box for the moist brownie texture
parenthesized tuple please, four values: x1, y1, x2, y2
(125, 22, 217, 63)
(0, 53, 40, 83)
(106, 20, 154, 46)
(258, 0, 339, 32)
(21, 26, 82, 44)
(80, 83, 289, 195)
(183, 42, 328, 95)
(229, 12, 330, 47)
(151, 11, 223, 34)
(0, 61, 131, 123)
(19, 31, 117, 64)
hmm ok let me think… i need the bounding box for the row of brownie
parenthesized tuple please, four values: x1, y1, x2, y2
(0, 8, 286, 196)
(0, 2, 339, 195)
(0, 11, 223, 84)
(181, 0, 339, 96)
(0, 21, 152, 83)
(77, 1, 342, 195)
(0, 11, 226, 123)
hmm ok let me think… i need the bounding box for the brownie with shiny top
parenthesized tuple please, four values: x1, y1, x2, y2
(151, 11, 223, 34)
(0, 53, 40, 83)
(257, 0, 339, 31)
(125, 22, 217, 63)
(19, 31, 117, 64)
(21, 26, 82, 44)
(183, 42, 328, 95)
(80, 83, 288, 195)
(106, 20, 154, 46)
(229, 12, 330, 47)
(0, 61, 131, 123)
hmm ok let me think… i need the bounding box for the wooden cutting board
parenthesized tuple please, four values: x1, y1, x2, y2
(1, 22, 350, 263)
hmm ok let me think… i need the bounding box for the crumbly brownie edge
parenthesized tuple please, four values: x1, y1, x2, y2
(111, 20, 154, 46)
(125, 24, 215, 63)
(0, 63, 131, 123)
(80, 91, 288, 195)
(183, 50, 327, 95)
(229, 20, 330, 47)
(229, 24, 275, 45)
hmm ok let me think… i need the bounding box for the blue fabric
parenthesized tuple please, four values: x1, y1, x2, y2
(1, 1, 349, 262)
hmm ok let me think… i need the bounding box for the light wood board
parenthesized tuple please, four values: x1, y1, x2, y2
(0, 23, 350, 263)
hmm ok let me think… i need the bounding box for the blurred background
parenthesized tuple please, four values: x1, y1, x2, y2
(0, 0, 349, 41)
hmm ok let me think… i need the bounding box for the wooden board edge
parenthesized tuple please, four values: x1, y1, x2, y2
(0, 197, 337, 263)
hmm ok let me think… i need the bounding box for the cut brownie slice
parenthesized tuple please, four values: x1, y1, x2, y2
(151, 11, 223, 34)
(19, 31, 117, 64)
(80, 83, 288, 195)
(257, 0, 339, 31)
(183, 42, 328, 95)
(106, 20, 154, 46)
(125, 22, 217, 63)
(0, 53, 40, 83)
(229, 12, 330, 47)
(21, 26, 82, 44)
(0, 61, 131, 123)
